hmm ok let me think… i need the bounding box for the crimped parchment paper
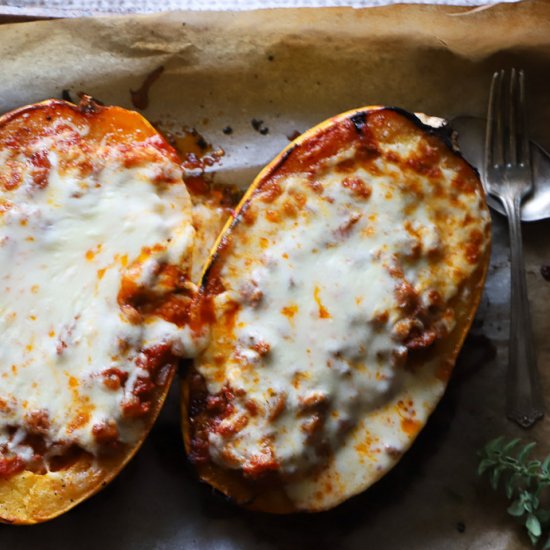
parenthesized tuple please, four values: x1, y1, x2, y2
(1, 2, 550, 548)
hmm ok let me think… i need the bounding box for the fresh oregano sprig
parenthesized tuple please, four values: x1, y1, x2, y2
(478, 436, 550, 548)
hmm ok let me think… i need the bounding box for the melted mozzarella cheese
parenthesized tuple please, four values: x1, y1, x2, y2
(0, 125, 197, 459)
(195, 112, 490, 490)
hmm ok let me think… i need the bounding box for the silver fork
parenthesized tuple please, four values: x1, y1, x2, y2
(484, 68, 544, 428)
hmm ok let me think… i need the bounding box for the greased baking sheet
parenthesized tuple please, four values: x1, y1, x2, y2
(1, 3, 550, 548)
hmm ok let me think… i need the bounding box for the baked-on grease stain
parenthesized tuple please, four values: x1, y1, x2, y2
(287, 130, 302, 141)
(61, 89, 73, 102)
(251, 118, 269, 135)
(130, 65, 165, 110)
(160, 126, 224, 173)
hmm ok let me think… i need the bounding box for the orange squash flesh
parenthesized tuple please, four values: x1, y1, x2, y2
(182, 106, 491, 513)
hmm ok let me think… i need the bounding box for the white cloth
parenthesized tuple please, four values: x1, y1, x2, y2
(0, 0, 520, 16)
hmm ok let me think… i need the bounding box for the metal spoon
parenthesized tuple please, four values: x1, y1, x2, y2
(451, 115, 550, 221)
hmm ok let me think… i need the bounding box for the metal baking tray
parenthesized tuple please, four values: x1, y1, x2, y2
(1, 4, 550, 548)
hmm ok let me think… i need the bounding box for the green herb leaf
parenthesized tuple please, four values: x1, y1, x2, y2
(490, 465, 505, 491)
(518, 442, 537, 464)
(478, 437, 550, 548)
(503, 438, 521, 455)
(523, 494, 534, 514)
(506, 473, 522, 499)
(528, 530, 539, 546)
(485, 436, 505, 455)
(478, 458, 495, 477)
(526, 514, 541, 537)
(508, 498, 526, 517)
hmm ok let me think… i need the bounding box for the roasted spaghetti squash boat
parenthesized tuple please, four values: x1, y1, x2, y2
(0, 98, 203, 523)
(183, 106, 491, 513)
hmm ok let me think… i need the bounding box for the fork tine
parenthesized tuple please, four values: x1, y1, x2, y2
(518, 69, 529, 165)
(494, 70, 506, 165)
(485, 70, 504, 170)
(485, 72, 497, 169)
(508, 68, 518, 165)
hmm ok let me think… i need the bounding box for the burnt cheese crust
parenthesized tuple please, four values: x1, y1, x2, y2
(0, 98, 201, 524)
(183, 107, 491, 513)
